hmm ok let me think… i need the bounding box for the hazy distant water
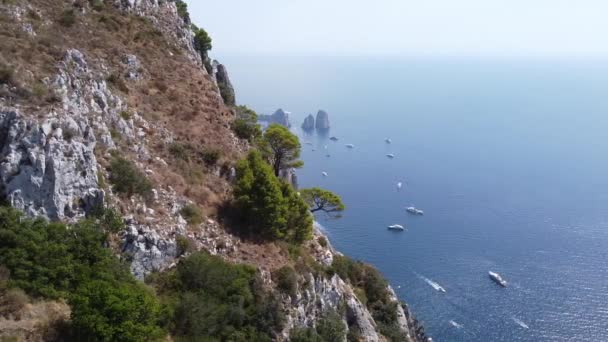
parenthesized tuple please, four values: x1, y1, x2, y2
(221, 56, 608, 341)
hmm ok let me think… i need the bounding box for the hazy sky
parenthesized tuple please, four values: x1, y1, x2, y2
(185, 0, 608, 58)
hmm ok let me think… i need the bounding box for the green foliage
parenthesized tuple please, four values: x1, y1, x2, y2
(200, 148, 221, 166)
(109, 156, 153, 199)
(180, 204, 203, 226)
(153, 252, 284, 340)
(89, 0, 104, 11)
(59, 9, 76, 27)
(119, 110, 132, 121)
(87, 205, 125, 234)
(234, 151, 312, 243)
(232, 105, 262, 142)
(328, 255, 405, 341)
(175, 0, 189, 21)
(168, 142, 193, 162)
(289, 327, 323, 342)
(262, 124, 303, 176)
(316, 310, 347, 342)
(192, 24, 212, 56)
(273, 265, 298, 297)
(300, 187, 345, 218)
(0, 64, 14, 85)
(175, 235, 195, 257)
(0, 207, 164, 340)
(70, 280, 165, 341)
(318, 236, 328, 248)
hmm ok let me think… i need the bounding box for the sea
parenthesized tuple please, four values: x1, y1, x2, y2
(220, 55, 608, 341)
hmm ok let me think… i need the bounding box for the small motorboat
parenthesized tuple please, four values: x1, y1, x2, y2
(330, 136, 338, 141)
(397, 182, 403, 190)
(322, 172, 328, 177)
(386, 153, 395, 159)
(387, 224, 405, 231)
(406, 206, 424, 215)
(345, 144, 354, 148)
(488, 271, 507, 287)
(385, 138, 392, 144)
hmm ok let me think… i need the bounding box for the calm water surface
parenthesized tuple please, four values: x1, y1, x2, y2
(221, 56, 608, 341)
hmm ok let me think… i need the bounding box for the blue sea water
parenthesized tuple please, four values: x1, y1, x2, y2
(221, 56, 608, 341)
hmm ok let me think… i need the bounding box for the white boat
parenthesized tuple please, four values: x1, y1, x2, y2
(406, 206, 424, 215)
(305, 141, 313, 145)
(387, 224, 405, 231)
(385, 138, 392, 144)
(397, 182, 403, 190)
(322, 172, 328, 177)
(386, 153, 395, 159)
(330, 136, 338, 141)
(488, 271, 507, 287)
(345, 144, 355, 148)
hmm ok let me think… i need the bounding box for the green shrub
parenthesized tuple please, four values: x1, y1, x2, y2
(119, 110, 132, 121)
(234, 151, 312, 243)
(58, 9, 76, 27)
(175, 235, 195, 256)
(168, 142, 193, 162)
(175, 0, 189, 20)
(192, 24, 212, 57)
(318, 236, 328, 248)
(290, 327, 323, 342)
(89, 0, 104, 11)
(231, 106, 262, 142)
(273, 265, 297, 297)
(155, 252, 284, 340)
(109, 157, 153, 199)
(0, 64, 14, 85)
(180, 204, 203, 226)
(199, 148, 220, 166)
(0, 207, 165, 340)
(88, 206, 124, 233)
(316, 310, 346, 342)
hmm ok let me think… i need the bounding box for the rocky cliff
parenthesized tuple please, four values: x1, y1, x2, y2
(316, 109, 330, 130)
(301, 113, 315, 130)
(0, 1, 427, 341)
(259, 108, 291, 127)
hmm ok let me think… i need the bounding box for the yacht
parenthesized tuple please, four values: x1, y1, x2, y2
(330, 136, 339, 141)
(406, 206, 424, 215)
(322, 172, 328, 177)
(385, 138, 392, 144)
(345, 144, 355, 148)
(386, 153, 395, 159)
(387, 224, 405, 231)
(488, 271, 507, 287)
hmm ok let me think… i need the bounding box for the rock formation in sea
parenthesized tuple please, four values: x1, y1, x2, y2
(259, 108, 291, 127)
(315, 109, 330, 130)
(301, 114, 315, 130)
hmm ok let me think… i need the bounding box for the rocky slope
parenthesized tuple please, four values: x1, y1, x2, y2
(0, 1, 428, 341)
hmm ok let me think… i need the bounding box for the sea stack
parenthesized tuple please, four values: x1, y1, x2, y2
(315, 110, 330, 130)
(259, 108, 291, 127)
(301, 114, 315, 130)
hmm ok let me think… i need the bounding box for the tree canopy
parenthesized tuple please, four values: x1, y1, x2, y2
(262, 124, 303, 176)
(232, 105, 262, 142)
(300, 187, 345, 218)
(234, 151, 312, 243)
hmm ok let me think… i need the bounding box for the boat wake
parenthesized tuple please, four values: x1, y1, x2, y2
(512, 317, 529, 329)
(449, 320, 463, 329)
(418, 275, 446, 293)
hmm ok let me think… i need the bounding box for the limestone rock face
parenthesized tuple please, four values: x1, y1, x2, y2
(315, 110, 330, 130)
(259, 108, 291, 127)
(122, 221, 178, 280)
(0, 108, 102, 220)
(301, 114, 315, 130)
(212, 60, 236, 106)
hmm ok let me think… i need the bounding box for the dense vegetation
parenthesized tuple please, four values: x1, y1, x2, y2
(234, 150, 313, 243)
(0, 206, 164, 341)
(149, 251, 284, 341)
(232, 105, 262, 142)
(261, 124, 304, 176)
(329, 255, 408, 341)
(109, 156, 153, 200)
